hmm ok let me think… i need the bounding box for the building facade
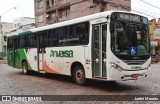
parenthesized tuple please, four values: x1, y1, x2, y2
(150, 18, 160, 55)
(13, 17, 35, 32)
(1, 17, 35, 57)
(155, 18, 160, 55)
(0, 22, 14, 57)
(14, 17, 35, 32)
(34, 0, 131, 27)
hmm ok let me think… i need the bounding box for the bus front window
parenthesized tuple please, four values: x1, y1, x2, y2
(111, 22, 150, 60)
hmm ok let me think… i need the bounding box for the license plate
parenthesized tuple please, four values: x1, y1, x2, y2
(132, 74, 139, 78)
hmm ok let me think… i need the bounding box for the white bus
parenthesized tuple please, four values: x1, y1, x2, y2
(7, 11, 151, 85)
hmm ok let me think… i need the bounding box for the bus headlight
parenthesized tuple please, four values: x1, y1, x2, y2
(110, 62, 122, 72)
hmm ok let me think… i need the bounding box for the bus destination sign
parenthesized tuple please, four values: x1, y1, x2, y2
(116, 13, 148, 24)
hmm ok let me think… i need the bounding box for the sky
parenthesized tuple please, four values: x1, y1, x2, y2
(0, 0, 34, 23)
(0, 0, 160, 23)
(132, 0, 160, 20)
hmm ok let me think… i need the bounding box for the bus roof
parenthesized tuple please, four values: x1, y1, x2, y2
(31, 10, 144, 33)
(31, 11, 115, 33)
(8, 10, 146, 38)
(7, 32, 18, 38)
(7, 31, 32, 38)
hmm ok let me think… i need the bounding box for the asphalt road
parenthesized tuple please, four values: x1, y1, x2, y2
(0, 62, 160, 104)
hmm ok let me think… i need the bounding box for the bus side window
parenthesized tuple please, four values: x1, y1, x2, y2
(7, 37, 13, 49)
(19, 35, 26, 48)
(48, 30, 53, 47)
(53, 29, 59, 46)
(68, 22, 89, 45)
(42, 32, 48, 48)
(27, 34, 36, 48)
(76, 22, 89, 45)
(58, 27, 68, 46)
(69, 24, 78, 45)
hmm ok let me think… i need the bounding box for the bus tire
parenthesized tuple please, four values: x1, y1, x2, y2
(73, 65, 86, 85)
(22, 61, 30, 75)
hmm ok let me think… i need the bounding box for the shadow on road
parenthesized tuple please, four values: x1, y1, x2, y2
(15, 71, 140, 92)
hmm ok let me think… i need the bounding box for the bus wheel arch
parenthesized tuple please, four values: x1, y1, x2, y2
(21, 60, 30, 75)
(71, 62, 86, 85)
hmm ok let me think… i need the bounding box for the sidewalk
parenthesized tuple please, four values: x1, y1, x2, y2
(0, 60, 7, 64)
(157, 62, 160, 65)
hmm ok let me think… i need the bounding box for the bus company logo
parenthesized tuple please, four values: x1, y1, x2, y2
(50, 50, 73, 58)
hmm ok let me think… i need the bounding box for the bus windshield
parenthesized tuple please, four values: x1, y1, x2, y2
(111, 21, 150, 60)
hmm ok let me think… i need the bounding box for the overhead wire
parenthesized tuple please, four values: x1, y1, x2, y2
(131, 9, 159, 18)
(132, 0, 160, 18)
(139, 0, 160, 10)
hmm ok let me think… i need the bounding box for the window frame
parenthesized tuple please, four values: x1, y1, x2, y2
(38, 15, 43, 23)
(37, 0, 43, 9)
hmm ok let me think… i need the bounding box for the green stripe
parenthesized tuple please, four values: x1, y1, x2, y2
(7, 30, 32, 38)
(18, 31, 32, 36)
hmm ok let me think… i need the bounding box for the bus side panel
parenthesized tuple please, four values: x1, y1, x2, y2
(43, 46, 92, 78)
(16, 49, 32, 70)
(26, 48, 38, 71)
(7, 48, 14, 67)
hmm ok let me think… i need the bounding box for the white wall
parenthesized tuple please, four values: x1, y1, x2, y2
(0, 22, 14, 55)
(14, 17, 35, 28)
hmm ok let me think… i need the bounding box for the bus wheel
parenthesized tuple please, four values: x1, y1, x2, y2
(22, 61, 29, 75)
(73, 65, 86, 85)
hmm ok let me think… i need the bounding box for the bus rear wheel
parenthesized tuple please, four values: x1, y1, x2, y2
(73, 65, 86, 85)
(22, 61, 30, 75)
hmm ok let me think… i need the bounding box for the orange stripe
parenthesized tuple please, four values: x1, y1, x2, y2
(43, 61, 63, 75)
(28, 48, 31, 54)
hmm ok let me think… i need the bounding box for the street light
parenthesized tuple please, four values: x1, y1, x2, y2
(0, 7, 17, 58)
(0, 7, 17, 34)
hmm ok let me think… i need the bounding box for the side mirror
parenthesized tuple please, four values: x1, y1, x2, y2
(110, 21, 115, 33)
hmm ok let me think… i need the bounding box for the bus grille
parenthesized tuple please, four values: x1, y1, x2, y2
(122, 60, 146, 65)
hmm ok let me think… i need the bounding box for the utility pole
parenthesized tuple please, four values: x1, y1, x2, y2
(0, 7, 17, 34)
(0, 7, 17, 58)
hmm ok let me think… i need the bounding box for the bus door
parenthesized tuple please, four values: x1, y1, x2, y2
(13, 37, 19, 68)
(8, 37, 18, 67)
(92, 24, 107, 78)
(37, 32, 47, 71)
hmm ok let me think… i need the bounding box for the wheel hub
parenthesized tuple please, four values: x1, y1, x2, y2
(76, 70, 84, 81)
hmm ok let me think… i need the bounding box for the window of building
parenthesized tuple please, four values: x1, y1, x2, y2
(66, 9, 70, 17)
(110, 5, 118, 10)
(49, 0, 56, 6)
(50, 12, 56, 19)
(121, 7, 129, 11)
(62, 9, 70, 18)
(15, 23, 21, 27)
(37, 0, 43, 9)
(4, 36, 7, 41)
(38, 15, 43, 23)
